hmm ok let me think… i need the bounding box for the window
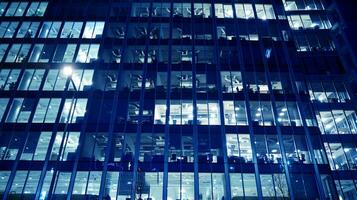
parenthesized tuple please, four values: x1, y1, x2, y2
(9, 171, 41, 198)
(226, 134, 253, 163)
(60, 22, 83, 38)
(0, 132, 27, 160)
(5, 44, 31, 63)
(0, 3, 8, 16)
(255, 135, 282, 164)
(223, 101, 248, 125)
(0, 171, 10, 193)
(80, 132, 108, 161)
(152, 3, 171, 17)
(38, 21, 61, 38)
(17, 22, 40, 38)
(0, 22, 19, 38)
(82, 21, 105, 39)
(0, 99, 9, 121)
(28, 44, 56, 63)
(0, 44, 8, 61)
(20, 132, 52, 160)
(221, 71, 243, 93)
(250, 101, 275, 126)
(172, 3, 191, 18)
(0, 69, 21, 90)
(282, 135, 311, 164)
(276, 101, 302, 126)
(168, 173, 194, 200)
(127, 101, 153, 124)
(33, 98, 61, 123)
(155, 100, 195, 125)
(215, 4, 233, 18)
(197, 101, 221, 125)
(135, 172, 163, 199)
(301, 15, 313, 28)
(335, 180, 357, 199)
(199, 173, 225, 199)
(76, 44, 100, 63)
(53, 44, 77, 63)
(26, 2, 48, 17)
(43, 69, 67, 91)
(6, 98, 36, 123)
(131, 3, 150, 17)
(18, 69, 45, 90)
(317, 110, 357, 134)
(50, 132, 80, 161)
(5, 2, 28, 17)
(260, 174, 289, 198)
(54, 172, 71, 194)
(60, 98, 88, 123)
(235, 4, 255, 19)
(230, 173, 258, 198)
(193, 3, 211, 18)
(324, 142, 357, 170)
(255, 4, 275, 20)
(309, 80, 350, 103)
(171, 101, 193, 125)
(73, 171, 102, 196)
(68, 69, 94, 91)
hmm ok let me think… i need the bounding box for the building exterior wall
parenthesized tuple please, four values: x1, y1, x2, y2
(0, 0, 356, 199)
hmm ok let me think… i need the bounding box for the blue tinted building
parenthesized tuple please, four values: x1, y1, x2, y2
(0, 0, 356, 199)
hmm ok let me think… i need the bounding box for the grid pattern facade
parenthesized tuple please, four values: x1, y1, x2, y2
(0, 0, 356, 199)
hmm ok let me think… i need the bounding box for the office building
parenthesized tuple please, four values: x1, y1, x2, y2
(0, 0, 356, 199)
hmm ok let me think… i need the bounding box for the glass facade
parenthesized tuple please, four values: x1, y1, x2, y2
(0, 0, 356, 199)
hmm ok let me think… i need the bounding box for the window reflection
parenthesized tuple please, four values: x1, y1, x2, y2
(9, 171, 41, 199)
(50, 132, 80, 161)
(230, 173, 258, 199)
(5, 44, 31, 63)
(6, 98, 36, 123)
(168, 173, 194, 200)
(18, 69, 45, 90)
(0, 69, 21, 90)
(199, 173, 225, 199)
(73, 171, 102, 197)
(260, 174, 289, 198)
(61, 22, 83, 38)
(38, 21, 61, 38)
(20, 132, 52, 160)
(60, 98, 87, 123)
(0, 21, 19, 38)
(0, 171, 10, 193)
(76, 44, 100, 63)
(82, 21, 105, 39)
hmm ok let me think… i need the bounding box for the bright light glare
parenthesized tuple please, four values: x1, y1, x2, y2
(62, 65, 73, 77)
